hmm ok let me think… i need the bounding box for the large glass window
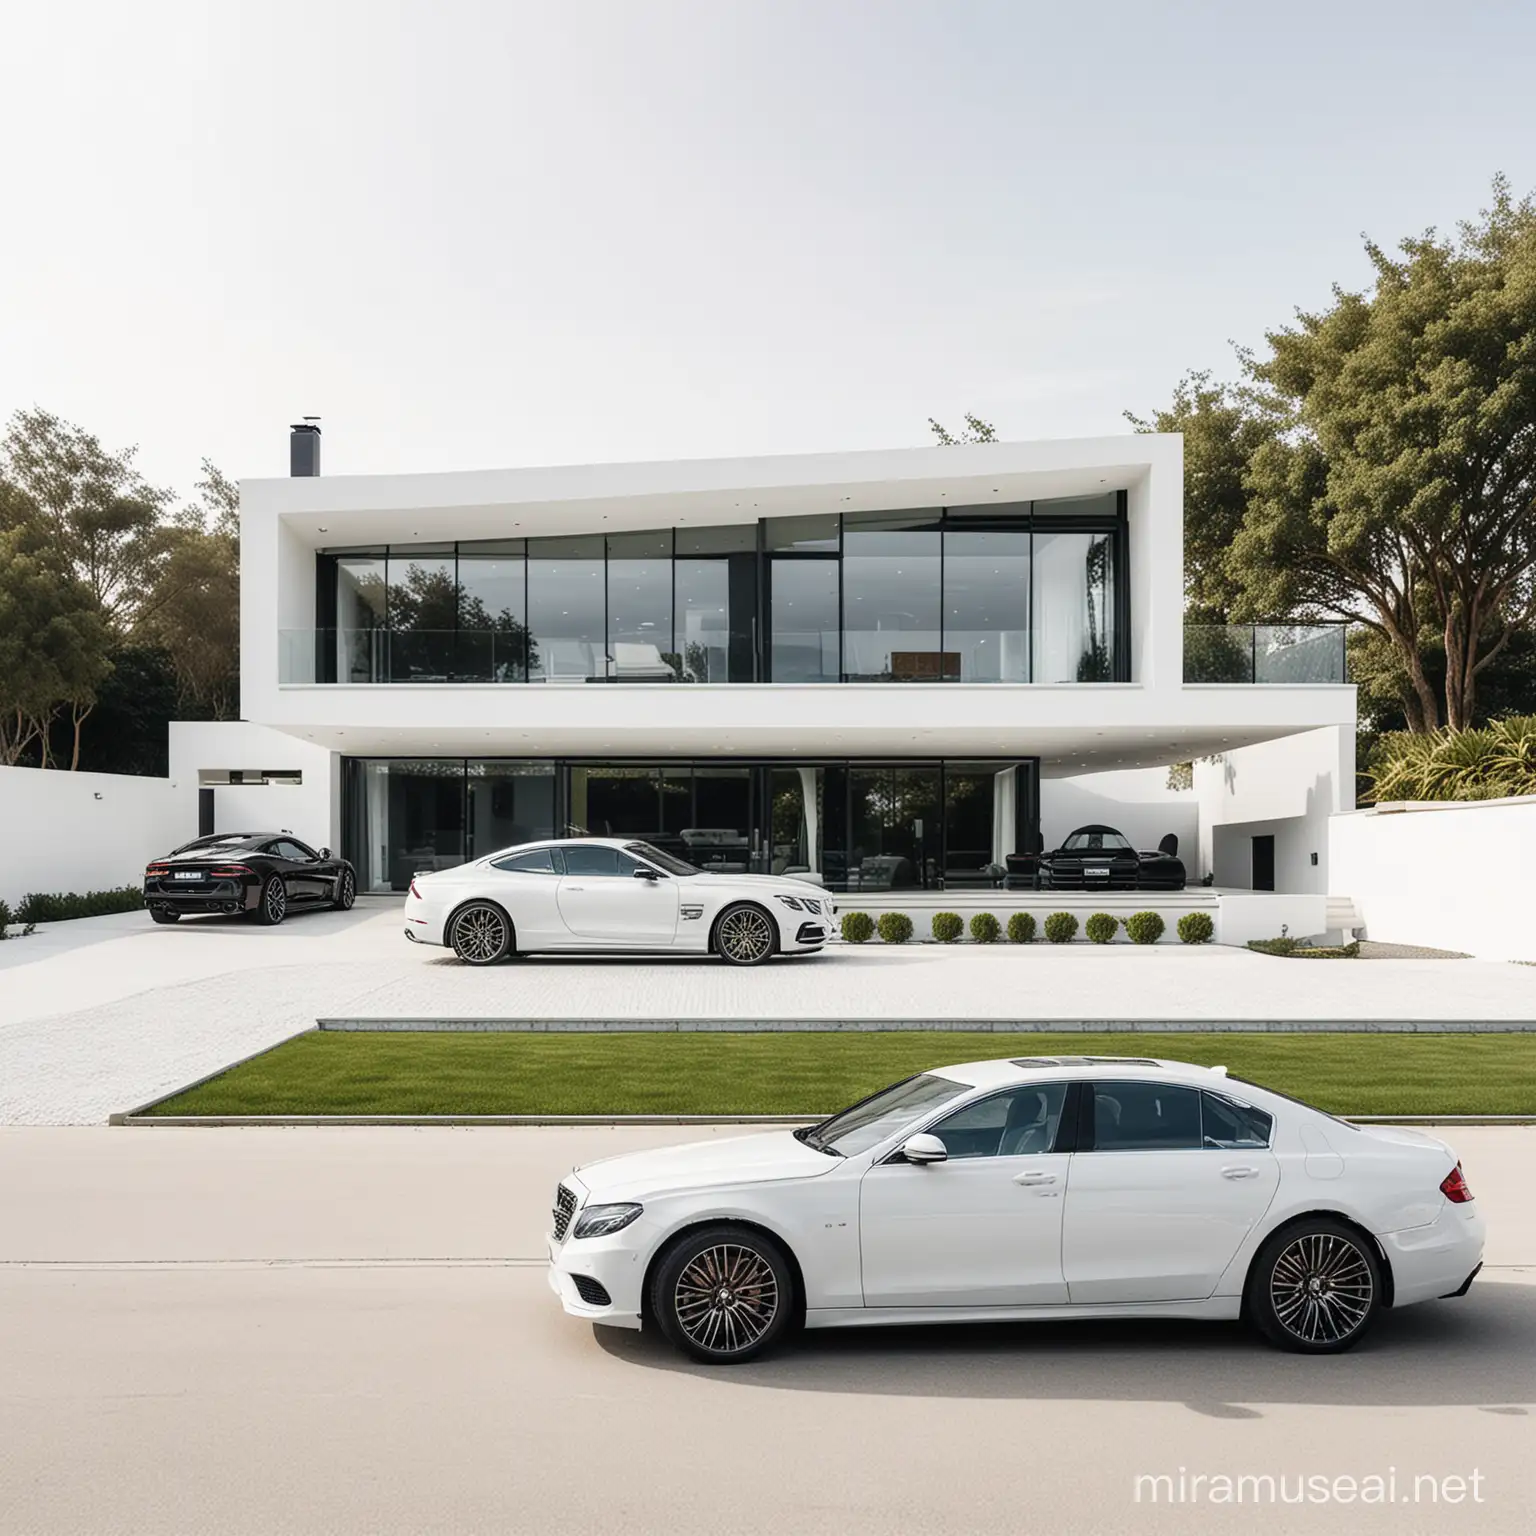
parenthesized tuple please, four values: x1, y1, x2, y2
(528, 536, 606, 683)
(458, 541, 529, 683)
(676, 524, 757, 683)
(1032, 528, 1117, 684)
(349, 758, 465, 892)
(942, 522, 1030, 682)
(385, 547, 457, 682)
(942, 762, 1016, 886)
(841, 512, 943, 681)
(770, 559, 840, 682)
(847, 766, 941, 889)
(466, 760, 555, 858)
(335, 552, 387, 683)
(606, 531, 678, 682)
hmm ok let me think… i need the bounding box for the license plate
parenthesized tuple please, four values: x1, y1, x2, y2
(1086, 866, 1110, 877)
(173, 870, 203, 880)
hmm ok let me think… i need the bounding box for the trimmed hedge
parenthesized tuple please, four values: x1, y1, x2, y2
(1044, 911, 1078, 944)
(876, 911, 914, 944)
(1084, 912, 1118, 944)
(1124, 910, 1166, 945)
(931, 911, 964, 944)
(1006, 912, 1037, 944)
(1249, 937, 1360, 959)
(1177, 911, 1215, 945)
(840, 910, 874, 944)
(16, 886, 145, 924)
(969, 911, 1000, 944)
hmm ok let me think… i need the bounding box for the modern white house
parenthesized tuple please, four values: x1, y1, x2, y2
(150, 425, 1356, 929)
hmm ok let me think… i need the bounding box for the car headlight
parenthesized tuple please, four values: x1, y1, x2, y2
(773, 894, 805, 911)
(572, 1202, 644, 1239)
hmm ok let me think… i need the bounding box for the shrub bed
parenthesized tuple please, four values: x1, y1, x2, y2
(16, 886, 145, 923)
(1006, 912, 1037, 943)
(1248, 937, 1360, 959)
(876, 911, 914, 945)
(1177, 911, 1215, 944)
(968, 912, 1000, 944)
(931, 911, 964, 944)
(1124, 910, 1166, 945)
(1044, 911, 1078, 944)
(1085, 912, 1118, 944)
(839, 910, 874, 944)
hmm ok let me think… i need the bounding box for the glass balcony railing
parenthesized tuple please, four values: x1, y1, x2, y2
(1183, 624, 1347, 684)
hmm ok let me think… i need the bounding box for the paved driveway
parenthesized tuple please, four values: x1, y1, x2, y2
(1, 1126, 1531, 1536)
(3, 904, 1536, 1124)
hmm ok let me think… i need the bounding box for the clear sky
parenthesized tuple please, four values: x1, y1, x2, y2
(3, 0, 1533, 497)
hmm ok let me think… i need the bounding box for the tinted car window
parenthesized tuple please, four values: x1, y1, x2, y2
(493, 848, 557, 874)
(926, 1083, 1068, 1159)
(272, 840, 315, 861)
(1091, 1081, 1202, 1151)
(560, 845, 640, 878)
(1063, 829, 1132, 852)
(1201, 1092, 1274, 1149)
(810, 1073, 966, 1157)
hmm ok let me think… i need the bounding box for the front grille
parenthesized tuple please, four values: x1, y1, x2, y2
(552, 1183, 577, 1241)
(571, 1274, 612, 1307)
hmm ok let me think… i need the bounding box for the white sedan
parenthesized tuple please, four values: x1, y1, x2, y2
(404, 837, 835, 965)
(547, 1055, 1486, 1362)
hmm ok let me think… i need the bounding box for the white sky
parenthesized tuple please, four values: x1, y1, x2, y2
(3, 0, 1533, 497)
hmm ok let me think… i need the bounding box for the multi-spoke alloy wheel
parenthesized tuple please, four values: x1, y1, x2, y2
(334, 869, 356, 910)
(1250, 1219, 1380, 1353)
(653, 1224, 794, 1363)
(715, 903, 775, 966)
(450, 902, 512, 965)
(254, 875, 287, 926)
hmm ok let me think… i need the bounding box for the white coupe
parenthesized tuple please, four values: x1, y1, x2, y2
(404, 837, 835, 965)
(547, 1055, 1486, 1362)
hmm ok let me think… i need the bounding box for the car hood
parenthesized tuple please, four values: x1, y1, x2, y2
(571, 1129, 837, 1200)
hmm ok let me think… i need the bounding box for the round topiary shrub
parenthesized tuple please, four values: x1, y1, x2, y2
(1044, 911, 1079, 944)
(1006, 911, 1037, 944)
(840, 910, 874, 944)
(1124, 910, 1166, 945)
(876, 911, 914, 945)
(931, 911, 964, 944)
(969, 911, 1000, 944)
(1085, 911, 1118, 944)
(1177, 911, 1214, 945)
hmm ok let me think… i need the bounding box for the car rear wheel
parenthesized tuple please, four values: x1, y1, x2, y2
(333, 869, 356, 910)
(253, 875, 287, 926)
(651, 1224, 794, 1364)
(1248, 1218, 1381, 1353)
(449, 901, 513, 965)
(714, 903, 776, 966)
(150, 909, 180, 925)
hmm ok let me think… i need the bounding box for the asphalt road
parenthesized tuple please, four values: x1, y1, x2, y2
(2, 1127, 1533, 1536)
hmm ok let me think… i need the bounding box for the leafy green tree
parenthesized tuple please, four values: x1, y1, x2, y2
(1234, 178, 1536, 731)
(929, 413, 997, 446)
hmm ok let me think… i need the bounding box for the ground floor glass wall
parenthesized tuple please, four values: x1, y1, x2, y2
(343, 757, 1038, 893)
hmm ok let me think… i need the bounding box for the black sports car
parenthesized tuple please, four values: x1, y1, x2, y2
(1036, 824, 1186, 891)
(143, 832, 357, 925)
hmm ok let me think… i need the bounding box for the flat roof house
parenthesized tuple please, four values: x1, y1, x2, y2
(185, 426, 1354, 910)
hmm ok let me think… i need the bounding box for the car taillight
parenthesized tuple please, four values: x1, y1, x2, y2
(209, 865, 252, 877)
(146, 865, 168, 876)
(1440, 1163, 1474, 1204)
(409, 878, 422, 899)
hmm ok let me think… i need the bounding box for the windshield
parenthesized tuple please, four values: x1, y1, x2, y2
(625, 842, 700, 877)
(807, 1073, 968, 1157)
(1063, 829, 1132, 852)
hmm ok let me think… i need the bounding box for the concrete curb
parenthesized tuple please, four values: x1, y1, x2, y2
(316, 1016, 1536, 1033)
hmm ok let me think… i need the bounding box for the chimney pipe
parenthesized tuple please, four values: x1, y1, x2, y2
(290, 419, 321, 476)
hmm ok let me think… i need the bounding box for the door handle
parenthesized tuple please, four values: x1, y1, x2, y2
(1013, 1171, 1057, 1185)
(1221, 1165, 1260, 1180)
(565, 885, 585, 892)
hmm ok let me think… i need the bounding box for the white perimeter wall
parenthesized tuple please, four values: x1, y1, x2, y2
(1195, 726, 1354, 894)
(1041, 767, 1200, 875)
(0, 765, 187, 905)
(168, 722, 339, 852)
(1330, 797, 1536, 961)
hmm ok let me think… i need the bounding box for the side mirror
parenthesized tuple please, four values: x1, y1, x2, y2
(634, 866, 662, 880)
(901, 1133, 948, 1165)
(318, 847, 332, 860)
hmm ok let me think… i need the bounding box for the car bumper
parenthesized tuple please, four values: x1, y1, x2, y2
(546, 1230, 645, 1330)
(1380, 1200, 1487, 1308)
(144, 884, 257, 914)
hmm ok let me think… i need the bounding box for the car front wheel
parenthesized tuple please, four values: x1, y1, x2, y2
(651, 1224, 794, 1364)
(449, 902, 513, 965)
(253, 876, 287, 926)
(333, 869, 356, 910)
(1248, 1218, 1381, 1353)
(714, 903, 776, 966)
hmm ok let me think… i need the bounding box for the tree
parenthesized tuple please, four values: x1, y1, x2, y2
(1233, 178, 1536, 731)
(0, 524, 113, 767)
(929, 413, 998, 446)
(0, 408, 174, 627)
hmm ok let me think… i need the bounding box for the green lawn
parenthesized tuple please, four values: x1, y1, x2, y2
(140, 1029, 1536, 1117)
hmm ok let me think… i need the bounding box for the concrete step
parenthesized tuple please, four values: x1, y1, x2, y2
(1326, 895, 1363, 934)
